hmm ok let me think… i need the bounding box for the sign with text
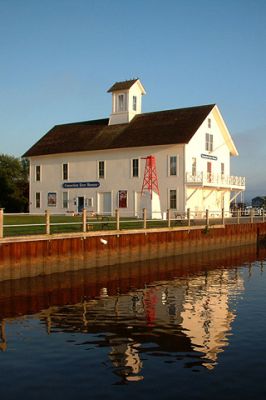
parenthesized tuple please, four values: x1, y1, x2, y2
(62, 181, 100, 189)
(201, 153, 218, 161)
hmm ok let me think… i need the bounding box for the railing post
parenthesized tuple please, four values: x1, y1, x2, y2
(45, 210, 50, 235)
(187, 208, 191, 226)
(263, 209, 265, 223)
(0, 209, 3, 238)
(82, 208, 87, 233)
(205, 209, 209, 227)
(143, 208, 147, 229)
(115, 209, 120, 230)
(167, 209, 171, 228)
(237, 209, 240, 224)
(250, 208, 254, 224)
(222, 208, 225, 225)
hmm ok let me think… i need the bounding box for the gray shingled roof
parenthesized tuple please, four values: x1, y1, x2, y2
(107, 79, 139, 92)
(23, 104, 215, 157)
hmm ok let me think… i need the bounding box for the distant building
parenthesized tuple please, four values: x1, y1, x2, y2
(252, 196, 266, 208)
(23, 79, 245, 217)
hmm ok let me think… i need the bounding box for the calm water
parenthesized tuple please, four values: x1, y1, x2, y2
(0, 246, 266, 399)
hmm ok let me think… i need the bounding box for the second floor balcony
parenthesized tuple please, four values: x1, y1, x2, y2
(186, 172, 245, 190)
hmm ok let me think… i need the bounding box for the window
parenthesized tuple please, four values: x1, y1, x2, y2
(35, 192, 40, 208)
(133, 96, 137, 111)
(208, 118, 211, 128)
(48, 192, 56, 207)
(98, 160, 105, 179)
(192, 157, 197, 176)
(36, 165, 41, 181)
(132, 158, 139, 177)
(169, 190, 177, 209)
(169, 156, 177, 176)
(62, 163, 68, 180)
(205, 133, 213, 152)
(118, 94, 125, 112)
(118, 190, 128, 208)
(85, 198, 93, 207)
(62, 192, 68, 208)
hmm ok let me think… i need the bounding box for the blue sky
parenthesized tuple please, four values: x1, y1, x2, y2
(0, 0, 265, 200)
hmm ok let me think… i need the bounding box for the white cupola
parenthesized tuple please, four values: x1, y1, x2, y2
(107, 78, 146, 125)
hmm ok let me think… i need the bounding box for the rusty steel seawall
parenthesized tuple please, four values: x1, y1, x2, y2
(0, 223, 266, 282)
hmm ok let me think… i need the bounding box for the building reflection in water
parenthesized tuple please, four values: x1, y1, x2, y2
(36, 269, 244, 381)
(180, 270, 244, 369)
(0, 245, 265, 382)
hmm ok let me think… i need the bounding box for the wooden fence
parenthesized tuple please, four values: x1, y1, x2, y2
(0, 207, 265, 239)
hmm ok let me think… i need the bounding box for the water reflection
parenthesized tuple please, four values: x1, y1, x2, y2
(181, 270, 244, 369)
(0, 320, 7, 352)
(40, 269, 244, 380)
(0, 245, 265, 384)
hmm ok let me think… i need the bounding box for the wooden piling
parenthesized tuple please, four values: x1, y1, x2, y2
(82, 208, 87, 233)
(222, 208, 225, 225)
(237, 209, 240, 224)
(187, 208, 191, 226)
(143, 208, 147, 229)
(115, 209, 120, 230)
(0, 209, 3, 239)
(45, 210, 50, 235)
(167, 209, 171, 228)
(206, 209, 209, 226)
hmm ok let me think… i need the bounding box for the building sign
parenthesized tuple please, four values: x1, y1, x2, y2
(62, 181, 100, 189)
(118, 190, 128, 208)
(48, 192, 57, 207)
(201, 154, 218, 161)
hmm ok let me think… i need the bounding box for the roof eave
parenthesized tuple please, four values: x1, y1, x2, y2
(212, 105, 239, 156)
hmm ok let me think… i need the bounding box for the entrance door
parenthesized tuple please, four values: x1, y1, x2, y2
(77, 196, 84, 213)
(98, 192, 112, 215)
(207, 162, 212, 183)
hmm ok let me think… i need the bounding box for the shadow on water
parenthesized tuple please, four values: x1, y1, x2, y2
(0, 243, 266, 386)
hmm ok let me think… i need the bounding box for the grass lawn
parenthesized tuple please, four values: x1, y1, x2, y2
(3, 214, 83, 236)
(2, 214, 176, 237)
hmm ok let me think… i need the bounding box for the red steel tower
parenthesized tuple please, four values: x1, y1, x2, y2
(141, 155, 160, 199)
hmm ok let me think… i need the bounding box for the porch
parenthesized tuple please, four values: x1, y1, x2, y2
(186, 172, 245, 190)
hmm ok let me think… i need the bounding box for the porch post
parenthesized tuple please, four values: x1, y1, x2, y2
(222, 208, 225, 225)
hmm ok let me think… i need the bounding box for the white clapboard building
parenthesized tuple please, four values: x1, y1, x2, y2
(23, 79, 245, 218)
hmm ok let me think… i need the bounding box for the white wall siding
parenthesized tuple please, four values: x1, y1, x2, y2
(29, 144, 185, 216)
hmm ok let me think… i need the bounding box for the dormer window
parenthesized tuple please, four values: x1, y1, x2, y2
(133, 96, 137, 111)
(118, 94, 125, 112)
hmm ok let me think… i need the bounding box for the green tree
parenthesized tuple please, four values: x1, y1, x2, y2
(0, 154, 29, 212)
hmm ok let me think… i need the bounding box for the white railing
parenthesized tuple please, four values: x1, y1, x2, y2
(186, 172, 245, 188)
